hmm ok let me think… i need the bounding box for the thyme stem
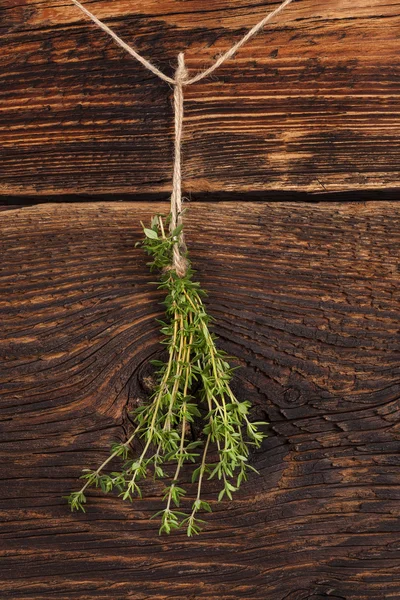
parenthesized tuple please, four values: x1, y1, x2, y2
(65, 213, 268, 534)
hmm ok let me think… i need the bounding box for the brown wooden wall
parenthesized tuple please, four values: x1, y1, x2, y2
(1, 201, 400, 600)
(1, 0, 399, 196)
(0, 1, 400, 599)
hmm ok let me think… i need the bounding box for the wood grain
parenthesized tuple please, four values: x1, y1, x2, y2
(1, 201, 400, 599)
(1, 0, 399, 196)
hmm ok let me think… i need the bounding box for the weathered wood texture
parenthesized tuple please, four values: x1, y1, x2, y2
(1, 0, 399, 196)
(1, 201, 399, 599)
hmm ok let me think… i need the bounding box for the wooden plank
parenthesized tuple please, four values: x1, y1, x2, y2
(1, 201, 400, 599)
(0, 1, 399, 197)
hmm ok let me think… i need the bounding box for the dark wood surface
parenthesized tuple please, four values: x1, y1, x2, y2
(1, 201, 399, 599)
(1, 0, 399, 197)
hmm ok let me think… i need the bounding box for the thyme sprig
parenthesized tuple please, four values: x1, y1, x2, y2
(65, 215, 267, 535)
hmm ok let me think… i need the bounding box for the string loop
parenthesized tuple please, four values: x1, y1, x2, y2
(71, 0, 294, 87)
(70, 0, 295, 276)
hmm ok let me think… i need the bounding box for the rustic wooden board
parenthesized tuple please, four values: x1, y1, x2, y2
(1, 0, 399, 196)
(1, 201, 400, 599)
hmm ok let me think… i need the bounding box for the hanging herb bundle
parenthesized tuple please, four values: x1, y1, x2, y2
(65, 0, 295, 536)
(65, 215, 267, 535)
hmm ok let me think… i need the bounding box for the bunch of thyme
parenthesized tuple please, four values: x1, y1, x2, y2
(65, 215, 267, 535)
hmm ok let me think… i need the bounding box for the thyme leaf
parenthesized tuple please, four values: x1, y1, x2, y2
(65, 214, 268, 536)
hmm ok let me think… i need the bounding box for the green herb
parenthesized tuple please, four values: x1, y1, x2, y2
(65, 214, 268, 535)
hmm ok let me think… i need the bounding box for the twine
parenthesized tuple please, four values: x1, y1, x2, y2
(71, 0, 295, 275)
(170, 53, 189, 277)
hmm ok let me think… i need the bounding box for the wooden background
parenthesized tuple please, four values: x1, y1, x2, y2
(1, 0, 399, 196)
(1, 201, 400, 600)
(1, 1, 400, 599)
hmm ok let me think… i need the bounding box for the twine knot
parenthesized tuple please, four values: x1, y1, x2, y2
(175, 52, 189, 86)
